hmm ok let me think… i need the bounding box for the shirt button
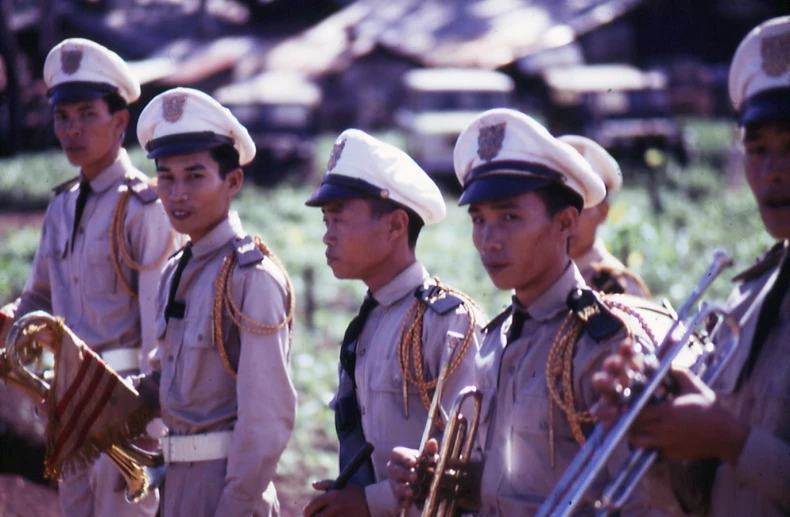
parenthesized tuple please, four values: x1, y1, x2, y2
(197, 334, 203, 342)
(78, 228, 84, 234)
(73, 277, 79, 284)
(168, 355, 174, 362)
(361, 406, 366, 416)
(359, 348, 365, 356)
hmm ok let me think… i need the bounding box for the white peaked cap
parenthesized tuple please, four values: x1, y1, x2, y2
(306, 129, 446, 226)
(137, 87, 256, 166)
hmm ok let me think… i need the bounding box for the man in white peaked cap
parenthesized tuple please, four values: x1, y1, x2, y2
(303, 129, 483, 517)
(0, 38, 172, 517)
(593, 16, 790, 517)
(387, 109, 665, 516)
(133, 87, 297, 517)
(562, 135, 651, 298)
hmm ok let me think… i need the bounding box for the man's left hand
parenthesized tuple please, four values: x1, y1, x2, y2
(302, 481, 371, 517)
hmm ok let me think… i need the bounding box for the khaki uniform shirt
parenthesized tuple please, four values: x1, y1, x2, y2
(670, 241, 790, 516)
(155, 215, 296, 516)
(476, 263, 662, 516)
(575, 239, 650, 298)
(4, 149, 173, 373)
(337, 261, 482, 516)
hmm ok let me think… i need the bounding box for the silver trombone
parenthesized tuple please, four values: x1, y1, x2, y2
(537, 250, 740, 517)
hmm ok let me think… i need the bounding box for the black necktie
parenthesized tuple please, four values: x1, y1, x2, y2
(507, 303, 530, 343)
(743, 251, 790, 379)
(164, 245, 193, 322)
(340, 295, 378, 379)
(70, 180, 92, 252)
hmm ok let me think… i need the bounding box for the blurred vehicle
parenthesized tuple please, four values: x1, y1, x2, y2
(214, 71, 321, 185)
(396, 68, 514, 176)
(542, 64, 687, 170)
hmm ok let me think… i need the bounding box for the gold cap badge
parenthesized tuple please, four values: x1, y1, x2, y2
(61, 49, 83, 75)
(162, 94, 187, 123)
(477, 122, 506, 162)
(761, 31, 790, 77)
(327, 138, 346, 171)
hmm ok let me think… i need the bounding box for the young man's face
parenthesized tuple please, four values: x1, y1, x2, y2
(743, 120, 790, 240)
(321, 198, 395, 282)
(569, 200, 608, 258)
(469, 191, 576, 302)
(53, 98, 126, 178)
(156, 150, 242, 243)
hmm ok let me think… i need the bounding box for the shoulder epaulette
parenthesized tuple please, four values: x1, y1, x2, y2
(566, 288, 624, 342)
(590, 266, 627, 295)
(124, 176, 158, 204)
(414, 284, 465, 315)
(52, 176, 79, 195)
(233, 235, 265, 267)
(732, 242, 785, 283)
(484, 306, 512, 334)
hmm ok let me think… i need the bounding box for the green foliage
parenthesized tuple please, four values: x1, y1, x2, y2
(0, 125, 778, 502)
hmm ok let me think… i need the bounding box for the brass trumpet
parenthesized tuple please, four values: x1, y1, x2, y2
(399, 332, 482, 517)
(3, 311, 165, 503)
(536, 250, 740, 517)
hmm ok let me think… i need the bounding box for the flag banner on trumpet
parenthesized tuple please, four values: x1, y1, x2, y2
(17, 317, 156, 481)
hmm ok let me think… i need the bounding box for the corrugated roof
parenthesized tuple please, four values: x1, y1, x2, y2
(259, 0, 649, 74)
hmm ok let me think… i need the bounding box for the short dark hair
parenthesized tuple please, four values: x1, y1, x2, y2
(367, 198, 424, 249)
(209, 145, 241, 178)
(103, 93, 128, 114)
(533, 183, 583, 217)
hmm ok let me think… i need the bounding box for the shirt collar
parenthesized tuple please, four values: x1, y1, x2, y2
(525, 260, 586, 321)
(82, 148, 131, 194)
(372, 260, 429, 307)
(190, 211, 245, 259)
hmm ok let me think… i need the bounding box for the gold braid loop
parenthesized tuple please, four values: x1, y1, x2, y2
(601, 295, 659, 348)
(546, 304, 635, 462)
(546, 313, 590, 451)
(396, 278, 480, 430)
(213, 236, 295, 379)
(110, 188, 174, 297)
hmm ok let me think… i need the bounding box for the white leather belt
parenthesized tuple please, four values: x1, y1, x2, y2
(162, 431, 233, 463)
(100, 348, 139, 373)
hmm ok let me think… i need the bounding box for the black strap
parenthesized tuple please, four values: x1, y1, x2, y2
(335, 294, 378, 486)
(164, 245, 192, 322)
(742, 252, 790, 380)
(70, 180, 91, 252)
(507, 301, 530, 343)
(339, 295, 378, 380)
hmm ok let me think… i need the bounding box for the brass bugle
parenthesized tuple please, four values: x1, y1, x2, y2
(536, 250, 738, 517)
(398, 331, 463, 517)
(421, 386, 482, 517)
(4, 311, 165, 503)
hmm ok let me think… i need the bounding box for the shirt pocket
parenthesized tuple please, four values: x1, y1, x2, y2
(178, 315, 234, 402)
(508, 396, 577, 496)
(368, 358, 424, 443)
(86, 237, 118, 295)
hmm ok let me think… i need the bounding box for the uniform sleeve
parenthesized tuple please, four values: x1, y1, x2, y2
(4, 204, 57, 321)
(733, 427, 790, 512)
(125, 199, 174, 375)
(214, 262, 297, 517)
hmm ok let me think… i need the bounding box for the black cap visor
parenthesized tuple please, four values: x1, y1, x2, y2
(458, 160, 563, 206)
(740, 87, 790, 127)
(305, 174, 385, 207)
(48, 81, 119, 105)
(146, 132, 235, 159)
